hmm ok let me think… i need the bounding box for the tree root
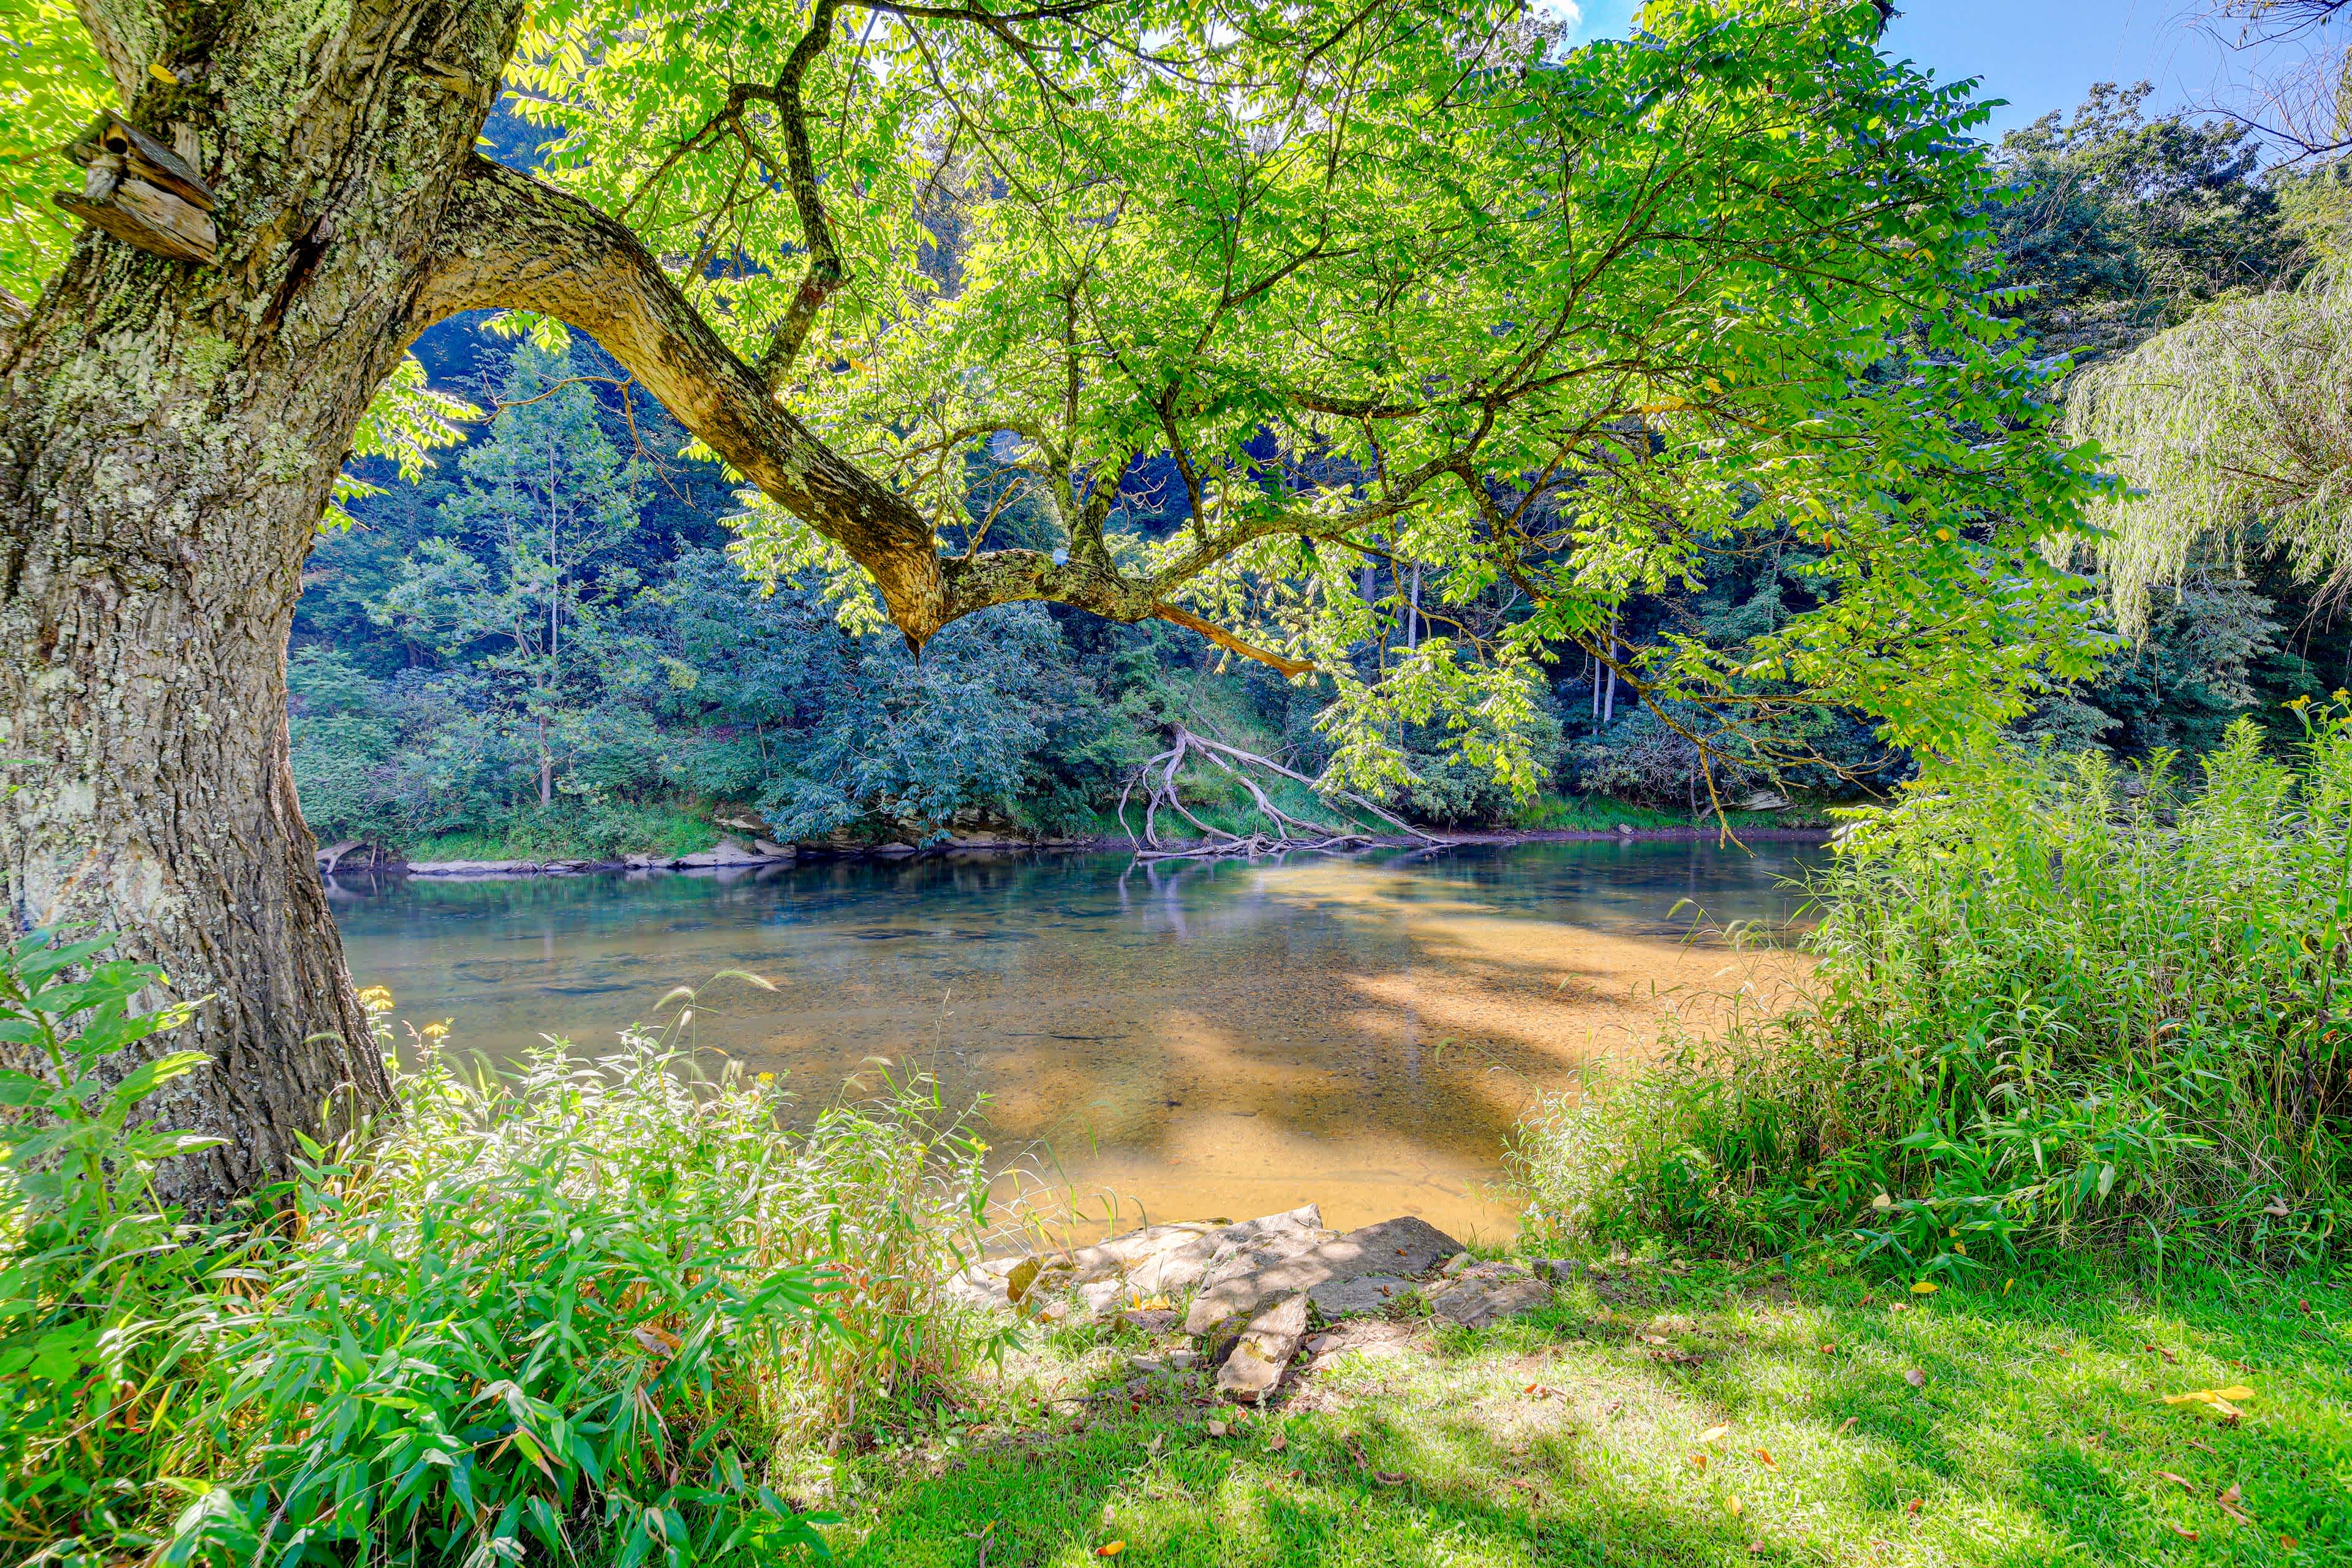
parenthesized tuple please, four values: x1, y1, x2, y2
(1115, 727, 1445, 861)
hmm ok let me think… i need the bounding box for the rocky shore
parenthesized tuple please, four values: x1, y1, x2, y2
(948, 1205, 1567, 1403)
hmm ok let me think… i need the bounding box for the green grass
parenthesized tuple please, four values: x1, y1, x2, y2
(819, 1257, 2350, 1566)
(402, 800, 720, 861)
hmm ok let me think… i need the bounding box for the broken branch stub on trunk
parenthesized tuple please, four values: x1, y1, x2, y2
(54, 111, 219, 265)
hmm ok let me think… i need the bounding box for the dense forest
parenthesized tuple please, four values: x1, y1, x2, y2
(293, 86, 2352, 858)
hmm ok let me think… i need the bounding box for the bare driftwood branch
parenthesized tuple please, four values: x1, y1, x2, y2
(1115, 725, 1444, 861)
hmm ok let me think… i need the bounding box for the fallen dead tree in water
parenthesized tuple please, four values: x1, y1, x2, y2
(1116, 726, 1444, 860)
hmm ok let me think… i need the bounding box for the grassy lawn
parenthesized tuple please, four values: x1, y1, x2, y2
(817, 1259, 2350, 1566)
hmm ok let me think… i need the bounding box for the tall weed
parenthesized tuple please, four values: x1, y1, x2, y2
(1512, 707, 2352, 1273)
(2, 948, 1006, 1567)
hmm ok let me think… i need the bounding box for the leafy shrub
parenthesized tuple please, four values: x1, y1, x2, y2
(2, 943, 1006, 1566)
(1513, 707, 2352, 1273)
(0, 933, 235, 1565)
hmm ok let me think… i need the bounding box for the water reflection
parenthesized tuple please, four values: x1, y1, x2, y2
(331, 840, 1820, 1238)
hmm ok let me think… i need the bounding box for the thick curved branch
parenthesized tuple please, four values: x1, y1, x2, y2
(423, 159, 1403, 677)
(426, 156, 951, 640)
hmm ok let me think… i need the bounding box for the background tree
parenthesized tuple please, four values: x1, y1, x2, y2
(1988, 77, 2352, 750)
(2, 0, 2095, 1204)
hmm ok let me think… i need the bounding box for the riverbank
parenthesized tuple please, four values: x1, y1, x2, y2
(325, 820, 1836, 879)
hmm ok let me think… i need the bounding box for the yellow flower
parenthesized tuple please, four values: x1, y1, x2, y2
(420, 1020, 451, 1041)
(756, 1071, 776, 1085)
(356, 986, 394, 1010)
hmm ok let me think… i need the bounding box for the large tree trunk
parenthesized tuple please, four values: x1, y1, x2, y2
(0, 0, 519, 1207)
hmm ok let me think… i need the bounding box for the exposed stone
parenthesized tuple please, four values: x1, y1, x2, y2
(753, 838, 793, 857)
(1127, 1207, 1323, 1297)
(1118, 1308, 1179, 1336)
(1303, 1319, 1418, 1371)
(941, 1256, 1022, 1311)
(1215, 1294, 1308, 1402)
(1306, 1274, 1411, 1321)
(1077, 1278, 1129, 1317)
(1441, 1251, 1472, 1277)
(1185, 1215, 1462, 1336)
(1423, 1261, 1554, 1328)
(679, 837, 779, 868)
(1528, 1257, 1577, 1283)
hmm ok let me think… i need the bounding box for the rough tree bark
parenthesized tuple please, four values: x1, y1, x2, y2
(0, 0, 522, 1207)
(2, 0, 1340, 1207)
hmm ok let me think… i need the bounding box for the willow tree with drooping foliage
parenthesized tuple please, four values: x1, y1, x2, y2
(0, 0, 2098, 1205)
(2064, 265, 2352, 631)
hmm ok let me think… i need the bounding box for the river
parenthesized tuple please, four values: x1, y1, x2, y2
(331, 838, 1822, 1240)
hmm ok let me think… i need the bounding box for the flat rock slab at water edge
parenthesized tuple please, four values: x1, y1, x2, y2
(1216, 1294, 1310, 1402)
(1423, 1260, 1554, 1328)
(941, 1207, 1324, 1319)
(1184, 1216, 1463, 1336)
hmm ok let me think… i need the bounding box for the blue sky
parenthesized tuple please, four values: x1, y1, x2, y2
(1559, 2, 2318, 140)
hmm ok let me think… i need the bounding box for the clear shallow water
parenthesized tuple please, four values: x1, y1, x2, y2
(331, 840, 1821, 1240)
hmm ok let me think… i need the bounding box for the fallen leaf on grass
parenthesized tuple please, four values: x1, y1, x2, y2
(1638, 1333, 1671, 1346)
(1903, 1369, 1927, 1388)
(2143, 1343, 2180, 1364)
(2215, 1483, 2255, 1525)
(1698, 1424, 1732, 1444)
(1267, 1431, 1287, 1453)
(1749, 1544, 1769, 1556)
(1888, 1303, 1911, 1314)
(2163, 1385, 2256, 1405)
(2154, 1472, 2193, 1491)
(1373, 1470, 1408, 1487)
(1754, 1448, 1778, 1471)
(2166, 1522, 2199, 1542)
(1205, 1420, 1228, 1438)
(1726, 1496, 1743, 1517)
(2280, 1536, 2298, 1549)
(1096, 1545, 1125, 1558)
(1691, 1453, 1709, 1470)
(2163, 1386, 2253, 1422)
(1911, 1281, 1939, 1295)
(1818, 1343, 1838, 1353)
(1838, 1417, 1858, 1434)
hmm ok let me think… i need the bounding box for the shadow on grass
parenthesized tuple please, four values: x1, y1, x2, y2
(834, 1260, 2349, 1566)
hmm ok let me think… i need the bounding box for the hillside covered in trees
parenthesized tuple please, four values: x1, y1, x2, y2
(293, 85, 2352, 858)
